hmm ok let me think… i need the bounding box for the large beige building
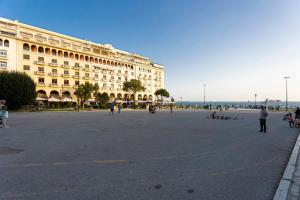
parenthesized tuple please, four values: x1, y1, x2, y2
(0, 17, 164, 103)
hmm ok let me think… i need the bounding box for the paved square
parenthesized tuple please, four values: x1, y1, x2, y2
(0, 110, 298, 200)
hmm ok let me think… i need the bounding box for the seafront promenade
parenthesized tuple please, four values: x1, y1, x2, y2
(0, 110, 297, 200)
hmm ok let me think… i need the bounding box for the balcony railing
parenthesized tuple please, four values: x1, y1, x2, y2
(49, 83, 59, 87)
(34, 71, 45, 75)
(35, 60, 45, 65)
(0, 54, 7, 58)
(37, 82, 45, 86)
(101, 78, 107, 82)
(61, 74, 70, 78)
(101, 87, 108, 90)
(109, 87, 114, 91)
(48, 72, 58, 77)
(83, 76, 90, 80)
(102, 71, 107, 74)
(93, 69, 99, 73)
(110, 71, 115, 75)
(48, 62, 58, 67)
(72, 75, 80, 79)
(82, 68, 90, 72)
(109, 79, 114, 83)
(93, 77, 99, 81)
(63, 84, 70, 87)
(117, 80, 122, 83)
(117, 73, 122, 76)
(61, 64, 70, 69)
(73, 65, 81, 70)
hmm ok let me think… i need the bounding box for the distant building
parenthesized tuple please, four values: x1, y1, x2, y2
(0, 17, 164, 102)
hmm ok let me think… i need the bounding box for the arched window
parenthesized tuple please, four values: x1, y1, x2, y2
(45, 48, 51, 55)
(23, 43, 30, 51)
(38, 46, 44, 53)
(95, 58, 98, 64)
(31, 45, 37, 52)
(64, 52, 68, 58)
(58, 50, 63, 57)
(4, 40, 9, 47)
(70, 53, 74, 59)
(80, 55, 84, 61)
(75, 54, 79, 60)
(51, 49, 57, 56)
(85, 56, 89, 62)
(0, 39, 2, 46)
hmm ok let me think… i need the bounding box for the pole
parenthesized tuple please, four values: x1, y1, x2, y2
(179, 96, 182, 107)
(77, 73, 80, 112)
(203, 84, 206, 106)
(284, 76, 290, 111)
(254, 93, 257, 107)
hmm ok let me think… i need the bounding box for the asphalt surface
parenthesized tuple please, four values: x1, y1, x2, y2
(0, 110, 298, 200)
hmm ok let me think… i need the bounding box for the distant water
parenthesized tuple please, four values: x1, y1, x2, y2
(176, 101, 300, 109)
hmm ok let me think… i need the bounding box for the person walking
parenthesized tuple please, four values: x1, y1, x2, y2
(259, 107, 268, 133)
(118, 103, 121, 114)
(295, 107, 300, 127)
(287, 112, 294, 128)
(110, 102, 115, 115)
(170, 103, 173, 114)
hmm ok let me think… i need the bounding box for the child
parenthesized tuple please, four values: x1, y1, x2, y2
(287, 113, 294, 128)
(0, 105, 8, 128)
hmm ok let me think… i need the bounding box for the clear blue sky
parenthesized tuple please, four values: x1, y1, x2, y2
(1, 0, 300, 101)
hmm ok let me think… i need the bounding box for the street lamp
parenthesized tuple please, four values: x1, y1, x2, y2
(203, 84, 206, 106)
(284, 76, 290, 111)
(254, 93, 257, 107)
(179, 96, 182, 107)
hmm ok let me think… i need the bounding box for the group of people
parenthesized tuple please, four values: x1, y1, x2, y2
(0, 100, 8, 128)
(283, 107, 300, 128)
(109, 102, 122, 115)
(208, 111, 239, 120)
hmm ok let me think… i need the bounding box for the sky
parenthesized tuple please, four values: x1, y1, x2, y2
(1, 0, 300, 101)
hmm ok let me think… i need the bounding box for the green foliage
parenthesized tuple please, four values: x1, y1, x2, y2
(155, 88, 170, 106)
(0, 71, 36, 110)
(76, 83, 98, 107)
(122, 79, 146, 101)
(171, 97, 175, 102)
(65, 102, 73, 108)
(95, 92, 109, 108)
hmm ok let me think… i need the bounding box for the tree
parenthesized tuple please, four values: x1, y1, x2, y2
(95, 92, 109, 108)
(76, 83, 98, 108)
(155, 88, 170, 106)
(122, 79, 146, 103)
(0, 71, 36, 110)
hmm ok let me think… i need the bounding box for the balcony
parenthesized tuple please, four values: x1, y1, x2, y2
(0, 54, 7, 59)
(110, 71, 115, 75)
(93, 69, 99, 73)
(63, 84, 70, 88)
(35, 60, 45, 65)
(49, 83, 59, 88)
(82, 67, 90, 72)
(109, 79, 114, 83)
(101, 78, 107, 82)
(73, 65, 81, 70)
(61, 74, 70, 78)
(36, 82, 45, 86)
(117, 80, 122, 83)
(109, 87, 114, 91)
(34, 71, 45, 75)
(102, 71, 107, 74)
(83, 76, 90, 80)
(72, 75, 80, 79)
(61, 64, 70, 69)
(117, 88, 122, 91)
(93, 77, 99, 81)
(117, 73, 122, 76)
(48, 62, 58, 67)
(101, 87, 108, 90)
(48, 72, 58, 77)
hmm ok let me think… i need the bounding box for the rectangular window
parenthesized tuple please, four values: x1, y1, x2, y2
(64, 61, 69, 65)
(94, 74, 98, 78)
(111, 84, 114, 88)
(38, 77, 44, 83)
(52, 69, 57, 73)
(111, 76, 114, 80)
(64, 80, 69, 85)
(118, 77, 121, 80)
(38, 67, 44, 72)
(75, 71, 79, 76)
(64, 70, 69, 75)
(75, 81, 79, 85)
(0, 50, 7, 56)
(52, 79, 57, 84)
(23, 54, 30, 60)
(103, 75, 106, 79)
(23, 65, 30, 70)
(38, 57, 44, 61)
(118, 70, 121, 73)
(85, 73, 89, 77)
(75, 63, 80, 67)
(52, 59, 57, 63)
(85, 64, 89, 68)
(103, 83, 107, 87)
(0, 61, 7, 68)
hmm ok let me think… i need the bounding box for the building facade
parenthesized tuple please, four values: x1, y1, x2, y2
(0, 17, 165, 103)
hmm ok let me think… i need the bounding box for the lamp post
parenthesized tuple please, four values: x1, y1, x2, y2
(179, 96, 182, 107)
(203, 84, 206, 107)
(284, 76, 290, 111)
(254, 93, 257, 107)
(77, 73, 80, 112)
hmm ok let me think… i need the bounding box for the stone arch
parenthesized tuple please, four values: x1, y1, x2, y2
(50, 90, 60, 98)
(23, 43, 30, 51)
(51, 49, 57, 56)
(99, 59, 102, 64)
(4, 39, 9, 47)
(80, 55, 84, 61)
(103, 60, 106, 65)
(149, 95, 153, 100)
(45, 48, 51, 55)
(117, 93, 122, 100)
(138, 94, 142, 100)
(58, 50, 63, 57)
(75, 54, 79, 60)
(31, 45, 37, 52)
(64, 52, 69, 58)
(110, 93, 115, 98)
(36, 90, 47, 98)
(85, 56, 89, 62)
(90, 57, 94, 63)
(38, 46, 44, 53)
(69, 53, 74, 59)
(0, 38, 2, 46)
(107, 61, 110, 65)
(130, 94, 134, 100)
(143, 94, 148, 100)
(123, 94, 128, 100)
(95, 58, 98, 64)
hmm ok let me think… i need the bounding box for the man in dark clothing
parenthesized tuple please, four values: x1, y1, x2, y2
(259, 107, 268, 133)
